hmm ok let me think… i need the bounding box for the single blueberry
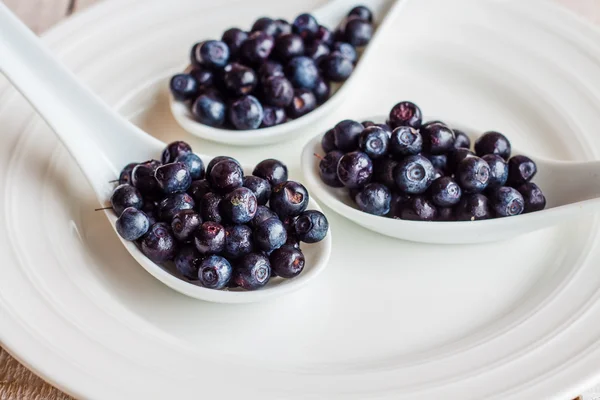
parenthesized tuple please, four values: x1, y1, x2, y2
(171, 209, 202, 242)
(453, 129, 471, 149)
(174, 244, 202, 280)
(286, 89, 317, 118)
(274, 34, 305, 61)
(250, 205, 278, 229)
(194, 221, 226, 255)
(221, 187, 258, 224)
(270, 245, 305, 278)
(305, 41, 330, 63)
(482, 154, 508, 189)
(373, 157, 398, 188)
(262, 76, 294, 107)
(286, 56, 319, 89)
(475, 131, 511, 160)
(343, 17, 373, 47)
(358, 126, 389, 159)
(314, 25, 335, 46)
(189, 65, 214, 90)
(389, 192, 412, 218)
(399, 196, 438, 221)
(240, 31, 275, 65)
(188, 179, 212, 204)
(274, 19, 292, 37)
(337, 151, 373, 189)
(456, 156, 491, 193)
(437, 207, 456, 221)
(162, 141, 192, 164)
(175, 153, 205, 181)
(261, 106, 287, 127)
(234, 253, 271, 290)
(228, 95, 264, 130)
(169, 74, 199, 101)
(206, 156, 241, 176)
(319, 150, 344, 187)
(111, 184, 143, 216)
(251, 17, 279, 36)
(321, 52, 354, 82)
(253, 218, 287, 252)
(312, 77, 331, 105)
(447, 148, 476, 174)
(321, 128, 337, 152)
(209, 159, 244, 193)
(355, 183, 391, 216)
(507, 155, 537, 187)
(116, 207, 150, 241)
(455, 193, 492, 221)
(270, 181, 309, 219)
(155, 162, 192, 194)
(348, 5, 373, 22)
(332, 41, 358, 63)
(243, 176, 271, 205)
(140, 222, 178, 263)
(132, 159, 162, 197)
(429, 176, 462, 207)
(223, 63, 257, 96)
(293, 210, 328, 243)
(490, 186, 525, 217)
(517, 182, 546, 213)
(198, 255, 232, 289)
(158, 193, 195, 222)
(426, 154, 448, 173)
(393, 154, 435, 194)
(223, 224, 254, 259)
(191, 94, 227, 127)
(389, 126, 423, 157)
(199, 192, 223, 223)
(388, 101, 422, 129)
(333, 119, 364, 151)
(192, 40, 230, 69)
(421, 123, 455, 155)
(258, 61, 285, 82)
(118, 162, 137, 185)
(221, 28, 248, 59)
(253, 159, 288, 186)
(292, 13, 319, 40)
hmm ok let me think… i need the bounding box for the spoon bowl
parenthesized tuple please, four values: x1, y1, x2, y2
(301, 116, 600, 244)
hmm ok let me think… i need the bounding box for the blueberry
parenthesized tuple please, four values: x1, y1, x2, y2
(209, 159, 243, 193)
(155, 162, 192, 194)
(270, 245, 305, 278)
(250, 205, 278, 229)
(261, 106, 287, 127)
(223, 224, 254, 259)
(389, 126, 422, 157)
(192, 40, 230, 69)
(456, 193, 492, 221)
(507, 155, 537, 186)
(399, 196, 438, 221)
(389, 192, 412, 218)
(132, 160, 161, 197)
(343, 17, 372, 47)
(169, 74, 199, 101)
(111, 184, 143, 216)
(194, 221, 225, 255)
(319, 150, 344, 187)
(229, 95, 264, 130)
(174, 244, 202, 280)
(393, 155, 435, 194)
(158, 193, 195, 222)
(348, 5, 373, 22)
(285, 234, 301, 249)
(171, 209, 202, 242)
(321, 52, 354, 82)
(221, 28, 248, 59)
(447, 148, 476, 174)
(251, 17, 278, 36)
(175, 153, 205, 181)
(198, 255, 232, 289)
(118, 162, 137, 185)
(490, 186, 525, 217)
(286, 89, 316, 118)
(337, 151, 373, 189)
(274, 34, 305, 61)
(475, 131, 511, 160)
(420, 123, 455, 154)
(206, 156, 241, 176)
(429, 176, 462, 207)
(274, 19, 292, 37)
(456, 156, 490, 193)
(333, 120, 364, 151)
(188, 179, 212, 203)
(162, 141, 192, 164)
(332, 42, 358, 63)
(243, 176, 271, 205)
(234, 253, 271, 290)
(199, 192, 223, 223)
(221, 187, 258, 224)
(293, 210, 327, 243)
(388, 101, 422, 129)
(254, 217, 287, 252)
(116, 207, 150, 241)
(314, 25, 335, 46)
(191, 94, 226, 127)
(241, 31, 274, 65)
(140, 222, 178, 263)
(270, 181, 309, 218)
(292, 13, 319, 40)
(426, 154, 448, 173)
(189, 65, 214, 90)
(437, 207, 455, 221)
(223, 63, 257, 96)
(253, 159, 288, 186)
(358, 126, 389, 159)
(286, 56, 319, 89)
(321, 128, 337, 152)
(262, 76, 294, 107)
(373, 158, 397, 188)
(258, 61, 285, 82)
(312, 77, 331, 104)
(453, 129, 471, 149)
(305, 41, 330, 63)
(517, 182, 546, 213)
(354, 183, 391, 216)
(482, 154, 508, 189)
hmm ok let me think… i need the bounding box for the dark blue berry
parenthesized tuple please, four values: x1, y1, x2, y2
(206, 156, 241, 176)
(158, 193, 195, 222)
(116, 207, 150, 241)
(437, 207, 455, 221)
(250, 205, 278, 229)
(319, 150, 344, 187)
(429, 176, 462, 207)
(111, 184, 143, 216)
(393, 155, 435, 194)
(234, 253, 271, 290)
(348, 5, 373, 22)
(305, 41, 330, 62)
(140, 222, 178, 263)
(198, 255, 232, 289)
(252, 17, 278, 36)
(321, 128, 337, 152)
(517, 182, 546, 213)
(132, 160, 162, 197)
(274, 34, 305, 61)
(192, 40, 230, 69)
(399, 196, 438, 221)
(421, 123, 455, 154)
(223, 225, 254, 259)
(270, 181, 309, 219)
(174, 244, 202, 280)
(358, 126, 389, 159)
(270, 245, 304, 278)
(194, 221, 225, 255)
(313, 77, 331, 104)
(189, 66, 214, 89)
(507, 155, 537, 187)
(456, 156, 490, 193)
(162, 141, 192, 164)
(286, 56, 319, 89)
(258, 61, 284, 82)
(191, 94, 226, 127)
(490, 186, 525, 217)
(354, 183, 391, 216)
(337, 151, 373, 189)
(373, 158, 397, 188)
(188, 179, 212, 204)
(321, 52, 353, 82)
(390, 126, 422, 157)
(456, 193, 492, 221)
(482, 154, 508, 189)
(293, 210, 328, 243)
(274, 19, 292, 37)
(223, 63, 257, 96)
(221, 28, 248, 59)
(254, 217, 288, 252)
(175, 153, 205, 181)
(343, 17, 372, 47)
(261, 106, 287, 127)
(241, 31, 274, 65)
(333, 120, 363, 151)
(389, 192, 412, 218)
(209, 159, 244, 193)
(221, 187, 258, 224)
(286, 89, 316, 118)
(453, 129, 471, 149)
(170, 74, 199, 101)
(426, 154, 448, 174)
(447, 148, 475, 174)
(332, 42, 357, 63)
(253, 159, 288, 186)
(314, 25, 334, 46)
(389, 101, 422, 129)
(171, 209, 202, 242)
(262, 76, 294, 107)
(229, 95, 264, 130)
(118, 162, 137, 185)
(292, 13, 319, 40)
(475, 131, 511, 160)
(199, 192, 223, 223)
(243, 176, 271, 205)
(155, 162, 192, 194)
(285, 234, 301, 249)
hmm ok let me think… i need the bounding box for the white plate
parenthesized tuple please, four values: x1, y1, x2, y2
(2, 0, 600, 398)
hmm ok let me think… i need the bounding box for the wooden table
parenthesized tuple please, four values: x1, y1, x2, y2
(1, 0, 599, 399)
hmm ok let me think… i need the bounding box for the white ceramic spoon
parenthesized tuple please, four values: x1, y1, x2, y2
(0, 3, 332, 304)
(170, 0, 407, 146)
(301, 116, 600, 244)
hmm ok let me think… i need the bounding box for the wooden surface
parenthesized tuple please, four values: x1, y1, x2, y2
(0, 0, 598, 399)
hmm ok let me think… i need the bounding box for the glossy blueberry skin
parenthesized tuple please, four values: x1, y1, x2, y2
(420, 123, 455, 155)
(517, 182, 546, 213)
(490, 186, 525, 217)
(132, 159, 161, 196)
(229, 95, 264, 130)
(253, 159, 288, 186)
(349, 5, 373, 22)
(270, 181, 309, 219)
(221, 28, 248, 59)
(191, 94, 226, 127)
(333, 120, 363, 151)
(388, 192, 412, 218)
(209, 159, 244, 193)
(305, 41, 330, 63)
(482, 154, 508, 189)
(250, 205, 278, 229)
(169, 74, 199, 101)
(270, 245, 305, 278)
(354, 183, 391, 216)
(118, 162, 137, 185)
(293, 210, 328, 243)
(456, 156, 491, 193)
(321, 128, 337, 152)
(312, 77, 331, 105)
(223, 63, 257, 96)
(332, 42, 358, 63)
(507, 155, 537, 187)
(321, 52, 354, 82)
(175, 153, 205, 181)
(399, 196, 438, 221)
(174, 244, 202, 280)
(274, 34, 305, 61)
(158, 193, 195, 222)
(437, 207, 455, 221)
(475, 131, 512, 160)
(373, 158, 397, 188)
(447, 148, 476, 174)
(189, 65, 214, 89)
(155, 162, 192, 194)
(337, 151, 373, 189)
(258, 61, 285, 82)
(319, 150, 344, 187)
(234, 253, 271, 290)
(140, 222, 178, 263)
(343, 17, 373, 47)
(252, 17, 278, 36)
(292, 13, 319, 40)
(388, 101, 422, 129)
(162, 141, 192, 165)
(111, 184, 143, 216)
(262, 76, 294, 107)
(453, 129, 471, 149)
(286, 89, 316, 118)
(199, 192, 223, 223)
(389, 126, 422, 157)
(194, 221, 226, 255)
(274, 19, 293, 37)
(116, 207, 150, 241)
(221, 187, 258, 224)
(261, 106, 287, 128)
(286, 56, 319, 89)
(243, 176, 271, 205)
(193, 40, 230, 69)
(222, 224, 254, 260)
(241, 31, 275, 65)
(429, 176, 462, 207)
(254, 217, 287, 252)
(188, 179, 212, 204)
(206, 156, 241, 176)
(393, 155, 435, 194)
(358, 126, 389, 159)
(455, 193, 492, 221)
(426, 154, 448, 173)
(198, 255, 232, 289)
(171, 209, 202, 242)
(315, 25, 335, 46)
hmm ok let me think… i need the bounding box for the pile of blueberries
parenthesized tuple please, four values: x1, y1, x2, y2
(318, 101, 547, 221)
(169, 6, 375, 130)
(109, 141, 329, 291)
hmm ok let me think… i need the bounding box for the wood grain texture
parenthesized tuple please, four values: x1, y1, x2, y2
(0, 0, 598, 399)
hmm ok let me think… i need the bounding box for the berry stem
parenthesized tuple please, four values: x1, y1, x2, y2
(313, 153, 324, 161)
(108, 179, 119, 183)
